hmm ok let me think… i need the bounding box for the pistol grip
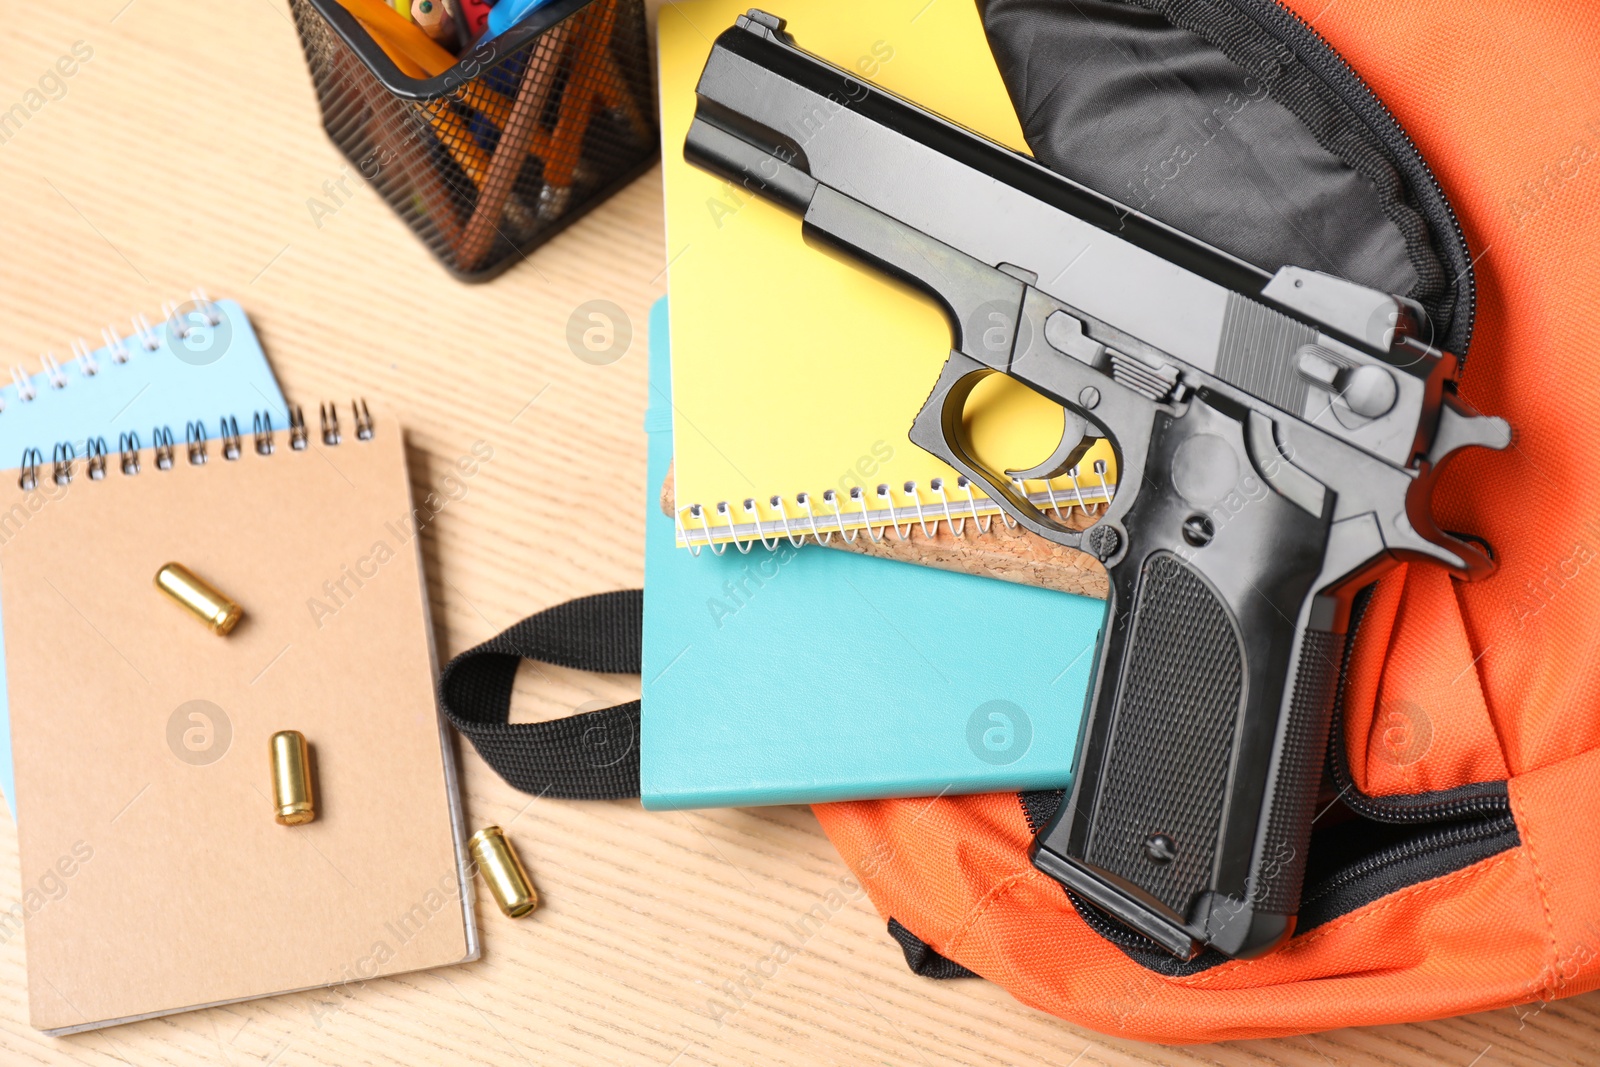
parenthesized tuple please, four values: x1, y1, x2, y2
(1031, 393, 1340, 959)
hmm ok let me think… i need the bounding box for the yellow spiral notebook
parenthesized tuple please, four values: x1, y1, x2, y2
(659, 0, 1118, 548)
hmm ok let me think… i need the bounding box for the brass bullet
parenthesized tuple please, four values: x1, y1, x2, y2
(270, 730, 315, 826)
(469, 825, 537, 918)
(155, 562, 242, 635)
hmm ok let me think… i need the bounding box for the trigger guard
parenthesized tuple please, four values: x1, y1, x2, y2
(1006, 409, 1092, 483)
(906, 351, 1086, 550)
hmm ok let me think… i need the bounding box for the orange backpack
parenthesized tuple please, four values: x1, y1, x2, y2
(440, 0, 1600, 1044)
(811, 0, 1600, 1040)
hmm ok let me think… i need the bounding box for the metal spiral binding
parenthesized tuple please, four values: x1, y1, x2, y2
(119, 432, 142, 475)
(220, 416, 242, 460)
(70, 338, 99, 377)
(152, 426, 176, 470)
(40, 353, 66, 390)
(185, 421, 208, 465)
(12, 402, 376, 498)
(101, 326, 129, 365)
(10, 367, 36, 403)
(51, 442, 74, 486)
(675, 462, 1118, 552)
(351, 398, 374, 441)
(18, 448, 41, 491)
(162, 289, 223, 342)
(85, 437, 107, 481)
(253, 412, 276, 455)
(319, 403, 342, 446)
(197, 290, 222, 326)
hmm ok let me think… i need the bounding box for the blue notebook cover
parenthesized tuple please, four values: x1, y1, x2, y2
(0, 297, 288, 818)
(641, 298, 1106, 809)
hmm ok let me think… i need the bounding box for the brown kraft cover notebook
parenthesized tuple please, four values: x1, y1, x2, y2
(0, 409, 477, 1034)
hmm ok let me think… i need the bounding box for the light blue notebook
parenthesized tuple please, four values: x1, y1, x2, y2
(641, 299, 1106, 809)
(0, 295, 288, 818)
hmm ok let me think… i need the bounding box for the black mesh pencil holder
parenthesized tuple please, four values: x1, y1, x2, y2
(289, 0, 657, 281)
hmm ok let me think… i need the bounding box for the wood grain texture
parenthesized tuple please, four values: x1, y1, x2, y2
(0, 2, 1592, 1064)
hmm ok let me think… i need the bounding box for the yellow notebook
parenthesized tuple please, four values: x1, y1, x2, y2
(659, 0, 1117, 547)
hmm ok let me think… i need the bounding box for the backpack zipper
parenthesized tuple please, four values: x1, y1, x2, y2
(1327, 736, 1511, 823)
(1299, 812, 1519, 913)
(1324, 589, 1512, 825)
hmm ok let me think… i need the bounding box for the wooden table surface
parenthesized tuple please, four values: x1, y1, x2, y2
(0, 2, 1593, 1065)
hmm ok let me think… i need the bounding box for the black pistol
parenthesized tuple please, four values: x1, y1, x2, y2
(684, 10, 1510, 959)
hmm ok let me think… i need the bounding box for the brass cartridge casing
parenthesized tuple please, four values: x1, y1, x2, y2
(270, 730, 315, 826)
(155, 562, 242, 635)
(470, 825, 537, 918)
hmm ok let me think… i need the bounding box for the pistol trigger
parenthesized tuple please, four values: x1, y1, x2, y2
(1005, 410, 1092, 482)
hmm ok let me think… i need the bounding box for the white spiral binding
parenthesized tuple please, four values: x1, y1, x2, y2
(161, 289, 222, 340)
(8, 366, 34, 403)
(101, 324, 129, 364)
(131, 312, 160, 351)
(39, 352, 66, 390)
(71, 338, 99, 377)
(2, 290, 222, 414)
(675, 464, 1118, 550)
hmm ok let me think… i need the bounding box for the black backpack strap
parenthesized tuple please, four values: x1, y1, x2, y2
(887, 919, 980, 980)
(440, 589, 985, 988)
(438, 589, 643, 799)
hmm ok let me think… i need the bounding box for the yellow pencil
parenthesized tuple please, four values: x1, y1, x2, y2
(422, 100, 493, 185)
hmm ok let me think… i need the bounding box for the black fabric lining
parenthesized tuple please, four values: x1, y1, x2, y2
(1214, 0, 1476, 356)
(1115, 0, 1469, 352)
(979, 0, 1420, 299)
(979, 0, 1475, 355)
(887, 918, 981, 979)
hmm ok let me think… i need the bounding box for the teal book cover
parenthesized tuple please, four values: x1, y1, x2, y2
(640, 298, 1106, 809)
